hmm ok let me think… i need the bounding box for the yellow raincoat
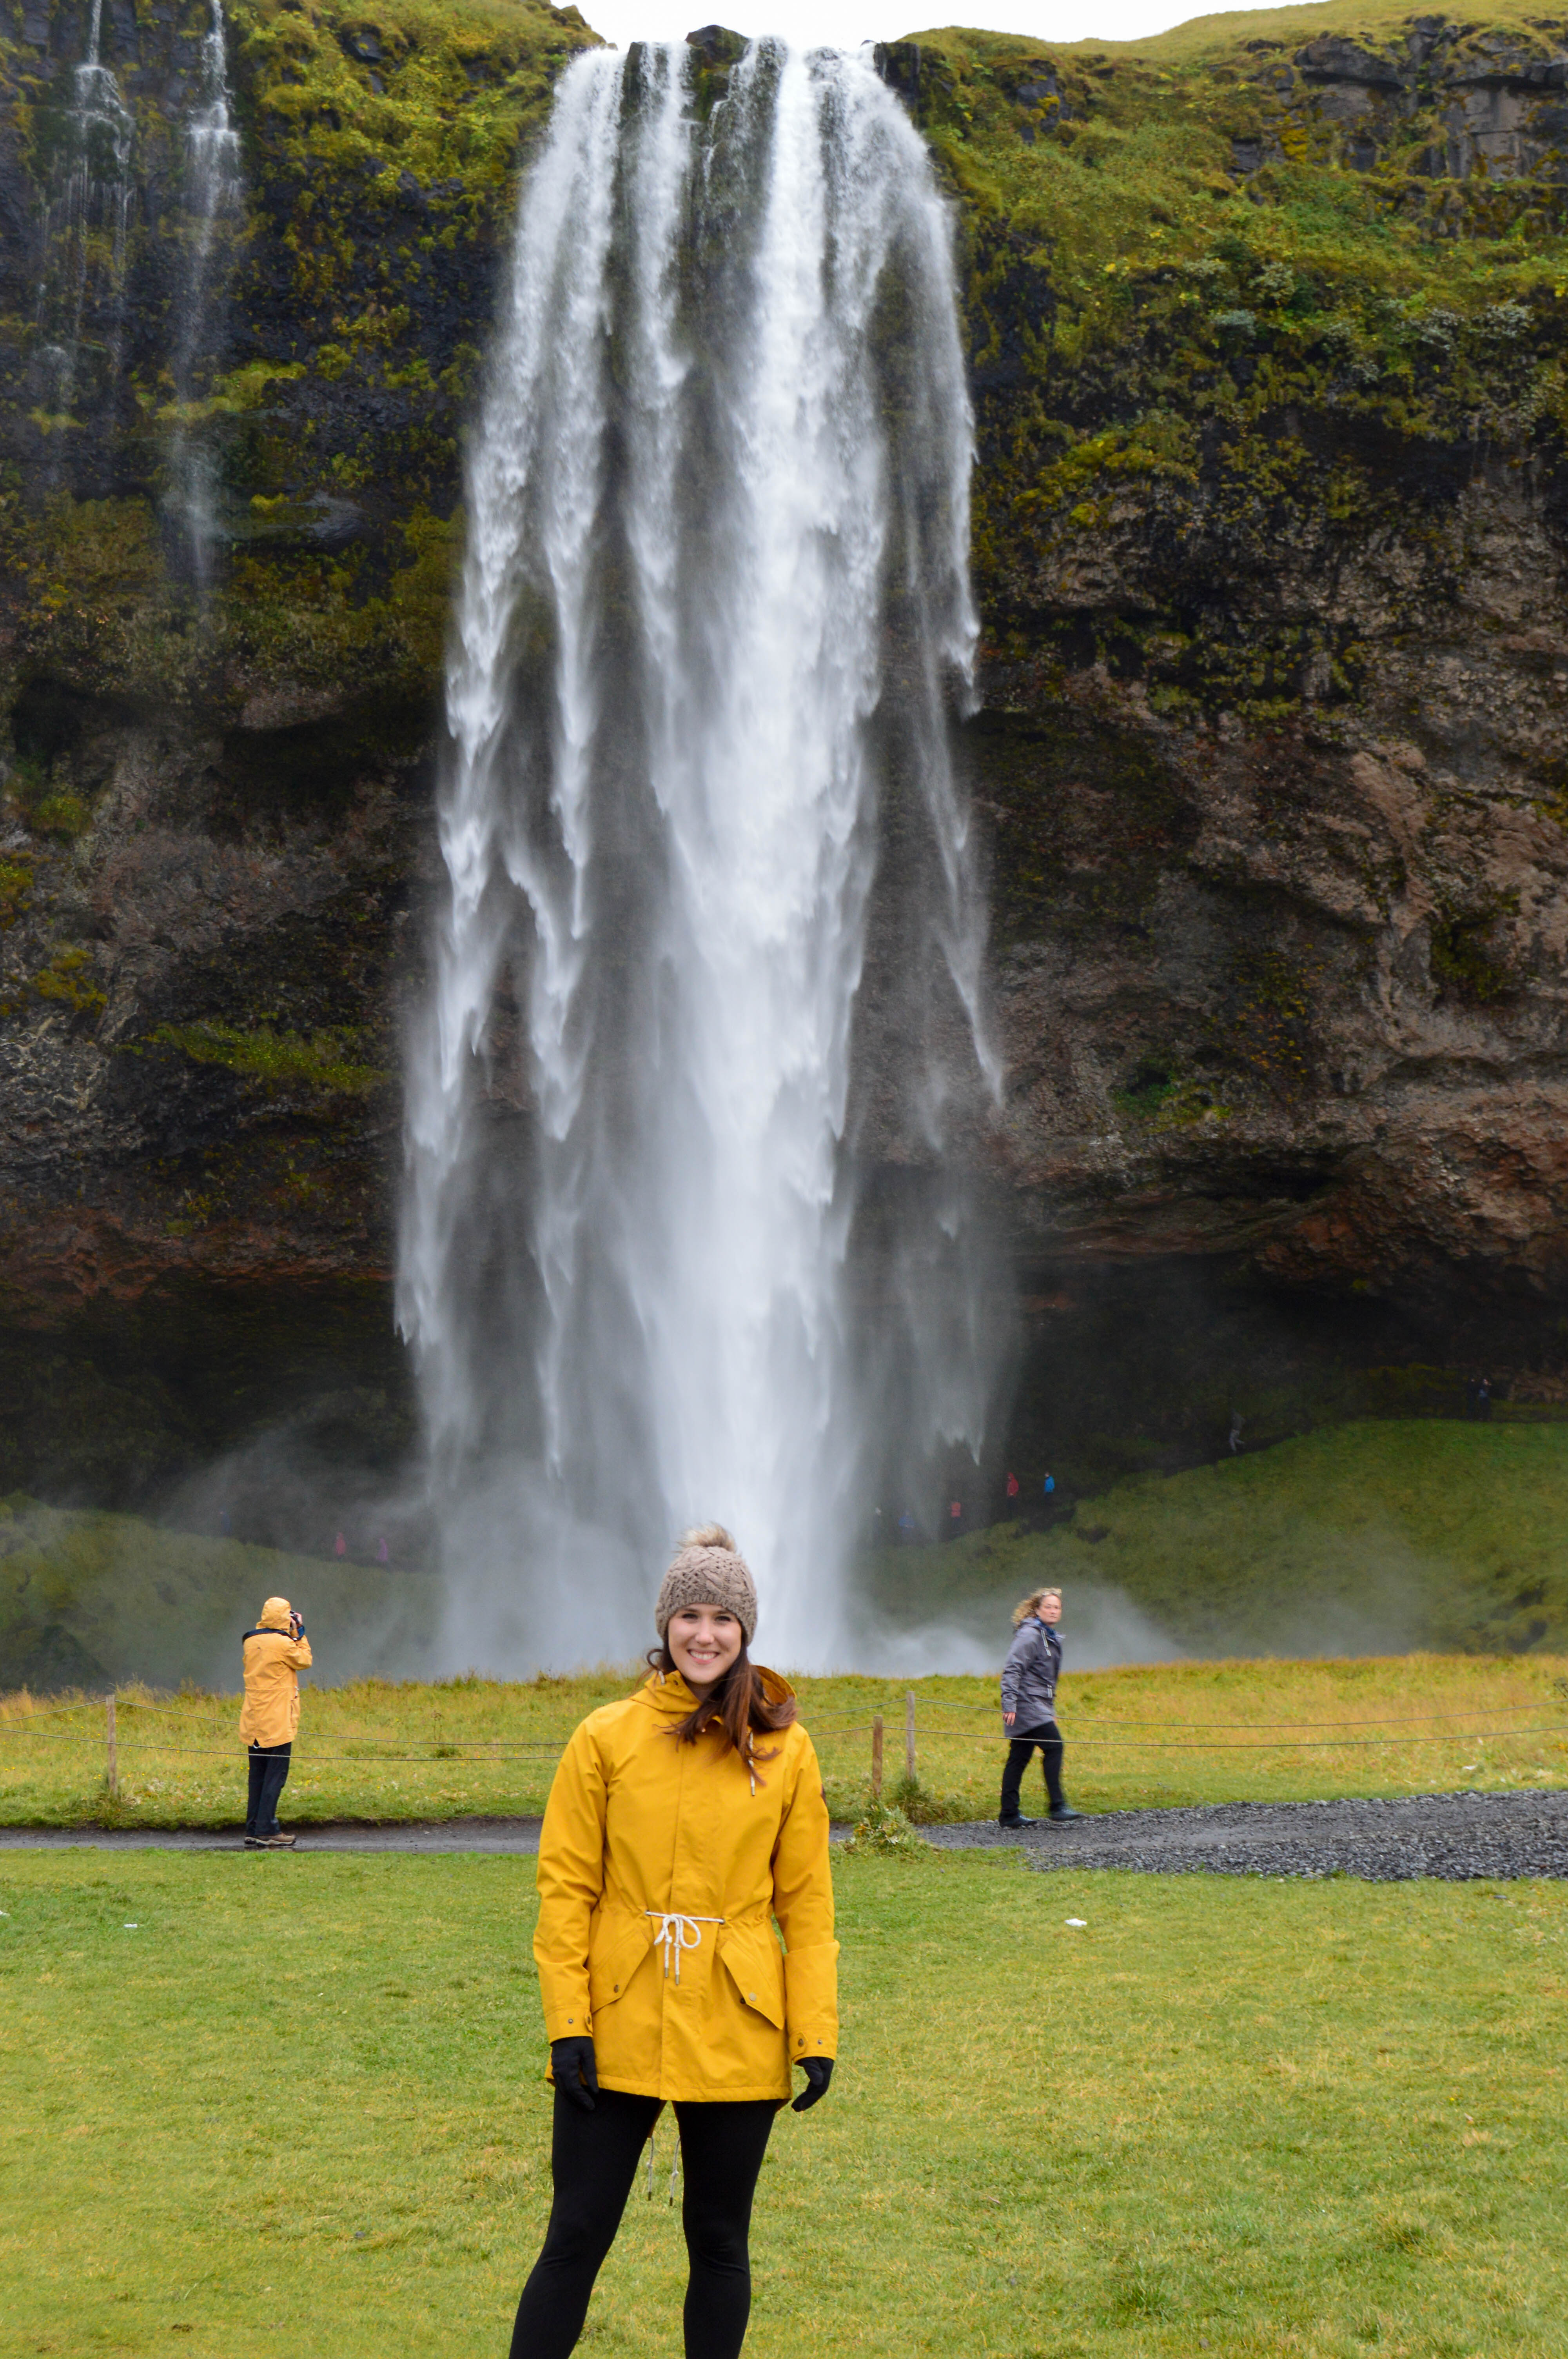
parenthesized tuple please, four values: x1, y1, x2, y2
(238, 1596, 313, 1748)
(534, 1669, 838, 2102)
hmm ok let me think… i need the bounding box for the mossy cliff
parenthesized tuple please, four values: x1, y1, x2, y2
(0, 0, 1566, 1500)
(889, 1, 1568, 1463)
(0, 0, 593, 1494)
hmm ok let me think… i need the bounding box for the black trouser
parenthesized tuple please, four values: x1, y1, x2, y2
(509, 2085, 778, 2359)
(1000, 1721, 1064, 1819)
(246, 1741, 291, 1837)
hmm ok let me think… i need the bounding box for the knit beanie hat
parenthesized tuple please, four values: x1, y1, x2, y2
(655, 1525, 758, 1645)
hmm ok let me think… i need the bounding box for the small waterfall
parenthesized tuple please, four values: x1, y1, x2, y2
(36, 0, 135, 419)
(168, 0, 243, 578)
(400, 42, 999, 1669)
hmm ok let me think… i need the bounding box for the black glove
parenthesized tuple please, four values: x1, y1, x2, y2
(551, 2036, 599, 2112)
(791, 2055, 833, 2112)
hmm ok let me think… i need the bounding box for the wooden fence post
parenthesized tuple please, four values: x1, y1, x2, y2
(905, 1690, 916, 1783)
(105, 1692, 118, 1797)
(871, 1714, 884, 1799)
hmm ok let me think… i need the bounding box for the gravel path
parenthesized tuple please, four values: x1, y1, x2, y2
(4, 1790, 1565, 1877)
(0, 1816, 544, 1854)
(924, 1788, 1568, 1881)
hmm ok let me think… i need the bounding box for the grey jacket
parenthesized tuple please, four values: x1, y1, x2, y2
(1000, 1615, 1062, 1734)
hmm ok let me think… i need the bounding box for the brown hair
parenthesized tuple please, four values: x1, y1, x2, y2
(645, 1637, 797, 1779)
(1011, 1586, 1062, 1628)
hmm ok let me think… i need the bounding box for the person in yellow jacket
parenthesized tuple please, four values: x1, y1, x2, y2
(510, 1524, 837, 2359)
(238, 1595, 312, 1849)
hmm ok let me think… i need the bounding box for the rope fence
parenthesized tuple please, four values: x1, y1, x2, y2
(1, 1690, 1563, 1804)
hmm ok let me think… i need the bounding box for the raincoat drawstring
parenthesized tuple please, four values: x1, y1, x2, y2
(645, 1910, 724, 1983)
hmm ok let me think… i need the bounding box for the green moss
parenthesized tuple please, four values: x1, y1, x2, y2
(30, 949, 105, 1018)
(1429, 913, 1515, 1002)
(911, 4, 1568, 719)
(1114, 1063, 1234, 1130)
(30, 791, 89, 840)
(230, 0, 597, 203)
(0, 860, 33, 925)
(149, 1019, 386, 1096)
(1215, 949, 1326, 1101)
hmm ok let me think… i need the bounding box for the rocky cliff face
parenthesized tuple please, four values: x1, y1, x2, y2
(1, 0, 1567, 1508)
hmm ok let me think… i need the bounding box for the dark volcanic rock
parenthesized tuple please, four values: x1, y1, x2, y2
(2, 6, 1568, 1496)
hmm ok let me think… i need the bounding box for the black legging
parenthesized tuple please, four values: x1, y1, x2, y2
(246, 1741, 291, 1836)
(509, 2086, 778, 2359)
(1000, 1720, 1064, 1818)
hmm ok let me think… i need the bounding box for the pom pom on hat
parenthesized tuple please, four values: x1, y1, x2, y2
(655, 1523, 758, 1644)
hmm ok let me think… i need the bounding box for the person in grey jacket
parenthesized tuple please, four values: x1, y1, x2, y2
(999, 1586, 1079, 1826)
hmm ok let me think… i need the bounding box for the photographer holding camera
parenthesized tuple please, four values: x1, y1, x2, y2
(238, 1596, 312, 1849)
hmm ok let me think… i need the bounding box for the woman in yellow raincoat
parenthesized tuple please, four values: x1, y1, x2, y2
(239, 1595, 311, 1849)
(510, 1525, 838, 2359)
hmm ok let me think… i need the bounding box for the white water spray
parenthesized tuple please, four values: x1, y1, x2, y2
(400, 41, 1000, 1670)
(169, 0, 243, 576)
(36, 0, 134, 420)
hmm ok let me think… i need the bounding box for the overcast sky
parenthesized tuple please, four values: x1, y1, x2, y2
(580, 0, 1287, 55)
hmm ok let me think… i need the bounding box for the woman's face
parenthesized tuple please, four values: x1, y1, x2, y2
(667, 1605, 744, 1695)
(1038, 1593, 1062, 1626)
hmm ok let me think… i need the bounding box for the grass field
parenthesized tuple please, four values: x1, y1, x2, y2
(2, 1849, 1565, 2357)
(3, 1651, 1566, 1828)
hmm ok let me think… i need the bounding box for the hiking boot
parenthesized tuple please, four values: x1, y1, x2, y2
(998, 1815, 1036, 1830)
(243, 1835, 263, 1849)
(264, 1833, 297, 1848)
(1048, 1804, 1082, 1822)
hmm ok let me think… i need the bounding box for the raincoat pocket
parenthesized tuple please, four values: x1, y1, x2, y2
(589, 1913, 653, 2014)
(718, 1921, 786, 2028)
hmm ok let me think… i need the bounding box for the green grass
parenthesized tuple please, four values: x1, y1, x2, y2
(871, 1421, 1568, 1658)
(9, 1419, 1568, 1826)
(2, 1851, 1566, 2356)
(0, 1495, 438, 1696)
(4, 1651, 1566, 1828)
(7, 1422, 1567, 1707)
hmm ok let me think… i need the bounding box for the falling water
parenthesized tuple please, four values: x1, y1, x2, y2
(169, 0, 243, 576)
(400, 41, 1000, 1670)
(35, 0, 134, 419)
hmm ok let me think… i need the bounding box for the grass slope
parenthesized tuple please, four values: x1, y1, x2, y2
(2, 1850, 1565, 2357)
(5, 1421, 1565, 1708)
(869, 1421, 1568, 1657)
(0, 1495, 439, 1694)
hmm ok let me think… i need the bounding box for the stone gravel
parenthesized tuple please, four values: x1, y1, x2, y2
(924, 1788, 1568, 1881)
(5, 1791, 1566, 1878)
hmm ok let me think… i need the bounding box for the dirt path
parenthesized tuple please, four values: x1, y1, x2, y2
(3, 1790, 1565, 1876)
(0, 1817, 546, 1854)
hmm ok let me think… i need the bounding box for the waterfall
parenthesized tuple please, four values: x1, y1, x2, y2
(169, 0, 243, 577)
(35, 0, 134, 419)
(399, 40, 1000, 1671)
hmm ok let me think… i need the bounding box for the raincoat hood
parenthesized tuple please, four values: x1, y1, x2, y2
(258, 1596, 294, 1631)
(641, 1665, 796, 1718)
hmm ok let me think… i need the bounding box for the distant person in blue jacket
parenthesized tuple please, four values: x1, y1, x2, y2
(998, 1586, 1078, 1827)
